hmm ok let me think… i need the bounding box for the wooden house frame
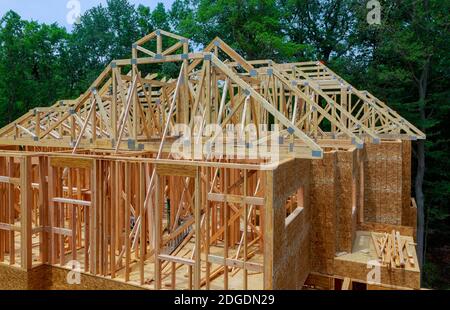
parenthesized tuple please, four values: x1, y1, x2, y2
(0, 30, 424, 290)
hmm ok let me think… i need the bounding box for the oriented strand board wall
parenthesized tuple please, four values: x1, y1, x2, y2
(309, 148, 363, 275)
(265, 158, 311, 289)
(0, 264, 45, 290)
(0, 264, 144, 290)
(49, 266, 144, 290)
(336, 149, 359, 254)
(402, 140, 412, 212)
(334, 258, 420, 289)
(364, 141, 403, 225)
(310, 151, 337, 275)
(401, 140, 417, 230)
(357, 221, 414, 237)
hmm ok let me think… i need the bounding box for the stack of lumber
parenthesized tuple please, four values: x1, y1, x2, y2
(371, 230, 416, 269)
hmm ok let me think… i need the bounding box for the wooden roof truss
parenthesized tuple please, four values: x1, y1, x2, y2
(0, 30, 425, 161)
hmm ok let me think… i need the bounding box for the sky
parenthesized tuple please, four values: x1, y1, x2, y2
(0, 0, 175, 30)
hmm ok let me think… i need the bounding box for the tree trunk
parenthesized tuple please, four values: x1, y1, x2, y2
(322, 48, 332, 62)
(415, 59, 429, 271)
(415, 138, 425, 267)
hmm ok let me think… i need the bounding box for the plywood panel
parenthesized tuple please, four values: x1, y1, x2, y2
(364, 141, 403, 225)
(310, 152, 337, 275)
(267, 159, 311, 289)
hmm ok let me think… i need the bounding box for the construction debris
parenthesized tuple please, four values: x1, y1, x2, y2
(371, 230, 416, 269)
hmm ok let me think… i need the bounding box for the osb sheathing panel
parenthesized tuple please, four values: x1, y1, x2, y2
(310, 151, 337, 275)
(0, 264, 52, 290)
(367, 283, 413, 290)
(0, 264, 34, 289)
(336, 150, 357, 253)
(401, 140, 416, 228)
(354, 149, 364, 238)
(333, 258, 420, 289)
(304, 272, 334, 290)
(358, 221, 414, 238)
(0, 264, 144, 290)
(402, 141, 412, 210)
(49, 266, 144, 290)
(364, 141, 403, 225)
(269, 158, 311, 289)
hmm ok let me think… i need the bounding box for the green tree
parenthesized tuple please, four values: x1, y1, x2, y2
(172, 0, 300, 61)
(0, 11, 27, 125)
(169, 0, 197, 36)
(71, 0, 141, 86)
(280, 0, 357, 61)
(352, 0, 450, 285)
(138, 2, 172, 34)
(0, 11, 72, 125)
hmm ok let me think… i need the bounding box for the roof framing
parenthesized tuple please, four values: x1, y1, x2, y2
(0, 30, 425, 161)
